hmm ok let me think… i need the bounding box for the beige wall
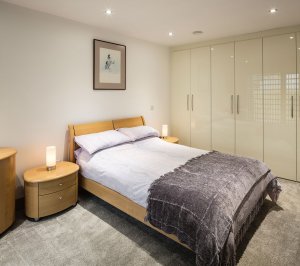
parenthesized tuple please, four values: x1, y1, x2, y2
(0, 2, 170, 197)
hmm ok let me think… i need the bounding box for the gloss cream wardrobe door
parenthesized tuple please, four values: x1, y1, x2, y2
(263, 33, 297, 180)
(297, 32, 300, 182)
(211, 42, 235, 154)
(171, 50, 191, 146)
(190, 47, 211, 150)
(235, 38, 263, 160)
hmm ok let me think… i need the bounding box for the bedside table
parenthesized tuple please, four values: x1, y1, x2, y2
(162, 136, 179, 144)
(24, 161, 79, 221)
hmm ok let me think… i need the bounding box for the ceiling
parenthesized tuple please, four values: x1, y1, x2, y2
(3, 0, 300, 46)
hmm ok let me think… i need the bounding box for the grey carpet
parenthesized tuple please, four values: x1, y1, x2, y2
(0, 179, 299, 266)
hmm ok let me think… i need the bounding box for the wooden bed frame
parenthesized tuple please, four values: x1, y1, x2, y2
(68, 116, 189, 249)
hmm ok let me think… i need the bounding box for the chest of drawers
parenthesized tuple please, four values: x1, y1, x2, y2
(0, 148, 17, 233)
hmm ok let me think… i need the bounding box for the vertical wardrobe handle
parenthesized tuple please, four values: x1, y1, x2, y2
(231, 95, 234, 114)
(236, 95, 239, 114)
(191, 94, 194, 111)
(291, 96, 294, 118)
(187, 95, 189, 111)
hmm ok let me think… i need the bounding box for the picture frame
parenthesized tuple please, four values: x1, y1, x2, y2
(93, 39, 126, 90)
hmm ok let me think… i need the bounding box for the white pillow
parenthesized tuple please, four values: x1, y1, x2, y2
(74, 148, 82, 159)
(117, 126, 159, 141)
(75, 130, 131, 154)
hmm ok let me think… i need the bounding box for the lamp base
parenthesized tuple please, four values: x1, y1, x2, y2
(47, 165, 56, 171)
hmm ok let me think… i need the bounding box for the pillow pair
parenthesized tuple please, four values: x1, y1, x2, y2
(75, 126, 159, 155)
(117, 126, 159, 142)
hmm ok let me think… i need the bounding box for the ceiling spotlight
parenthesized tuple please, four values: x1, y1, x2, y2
(105, 9, 112, 15)
(290, 36, 294, 39)
(193, 30, 203, 35)
(269, 8, 278, 14)
(168, 32, 174, 37)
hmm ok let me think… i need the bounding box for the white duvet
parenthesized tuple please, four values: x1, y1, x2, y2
(76, 137, 208, 207)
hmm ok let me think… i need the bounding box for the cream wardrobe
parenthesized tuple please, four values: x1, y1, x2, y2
(171, 31, 299, 181)
(171, 50, 191, 146)
(235, 38, 263, 161)
(211, 42, 235, 154)
(263, 34, 297, 181)
(171, 47, 211, 150)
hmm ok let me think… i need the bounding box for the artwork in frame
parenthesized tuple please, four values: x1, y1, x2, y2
(93, 39, 126, 90)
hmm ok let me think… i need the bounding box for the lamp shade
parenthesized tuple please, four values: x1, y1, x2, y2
(162, 125, 168, 137)
(46, 146, 56, 170)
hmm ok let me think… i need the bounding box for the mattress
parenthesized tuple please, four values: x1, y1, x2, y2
(76, 137, 208, 207)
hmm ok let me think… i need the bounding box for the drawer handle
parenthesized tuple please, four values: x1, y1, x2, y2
(58, 196, 63, 200)
(59, 183, 63, 186)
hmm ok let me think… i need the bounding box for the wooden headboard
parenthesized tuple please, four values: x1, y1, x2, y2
(68, 116, 145, 162)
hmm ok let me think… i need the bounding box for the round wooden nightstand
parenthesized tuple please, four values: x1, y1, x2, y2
(162, 136, 179, 144)
(24, 161, 79, 221)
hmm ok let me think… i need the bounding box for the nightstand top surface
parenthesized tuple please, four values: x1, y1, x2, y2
(0, 148, 17, 160)
(163, 136, 179, 143)
(24, 161, 79, 183)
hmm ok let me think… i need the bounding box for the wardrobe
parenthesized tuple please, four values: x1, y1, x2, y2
(171, 31, 300, 181)
(171, 47, 211, 150)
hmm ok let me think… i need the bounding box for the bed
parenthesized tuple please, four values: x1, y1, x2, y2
(68, 116, 280, 265)
(68, 116, 189, 247)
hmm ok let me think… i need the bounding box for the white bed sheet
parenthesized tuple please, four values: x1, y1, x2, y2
(76, 137, 208, 208)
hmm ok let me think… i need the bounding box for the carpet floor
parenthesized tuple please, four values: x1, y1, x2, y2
(0, 178, 299, 266)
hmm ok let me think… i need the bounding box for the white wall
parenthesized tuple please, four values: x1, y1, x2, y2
(0, 2, 170, 197)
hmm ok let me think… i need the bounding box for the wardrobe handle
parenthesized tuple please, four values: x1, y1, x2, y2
(231, 95, 234, 114)
(291, 96, 294, 118)
(187, 95, 189, 111)
(237, 95, 239, 114)
(191, 94, 194, 111)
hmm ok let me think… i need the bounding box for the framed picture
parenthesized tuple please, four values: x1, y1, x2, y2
(93, 39, 126, 90)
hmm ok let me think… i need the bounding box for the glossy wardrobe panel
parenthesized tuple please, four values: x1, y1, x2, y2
(263, 33, 297, 180)
(191, 47, 211, 150)
(211, 42, 235, 154)
(235, 38, 263, 160)
(171, 50, 191, 146)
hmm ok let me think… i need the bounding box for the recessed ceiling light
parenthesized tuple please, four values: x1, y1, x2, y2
(269, 8, 278, 14)
(193, 30, 203, 35)
(290, 36, 294, 39)
(105, 9, 112, 15)
(168, 32, 174, 37)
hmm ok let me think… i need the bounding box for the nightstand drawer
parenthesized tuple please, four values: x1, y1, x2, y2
(39, 185, 76, 217)
(39, 173, 76, 195)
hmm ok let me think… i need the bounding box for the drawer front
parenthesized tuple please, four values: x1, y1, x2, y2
(39, 185, 76, 217)
(39, 173, 76, 195)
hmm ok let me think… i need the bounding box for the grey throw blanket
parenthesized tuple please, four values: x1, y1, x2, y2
(146, 151, 281, 266)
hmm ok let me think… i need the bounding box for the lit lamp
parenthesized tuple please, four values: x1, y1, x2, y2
(46, 146, 56, 171)
(162, 125, 168, 139)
